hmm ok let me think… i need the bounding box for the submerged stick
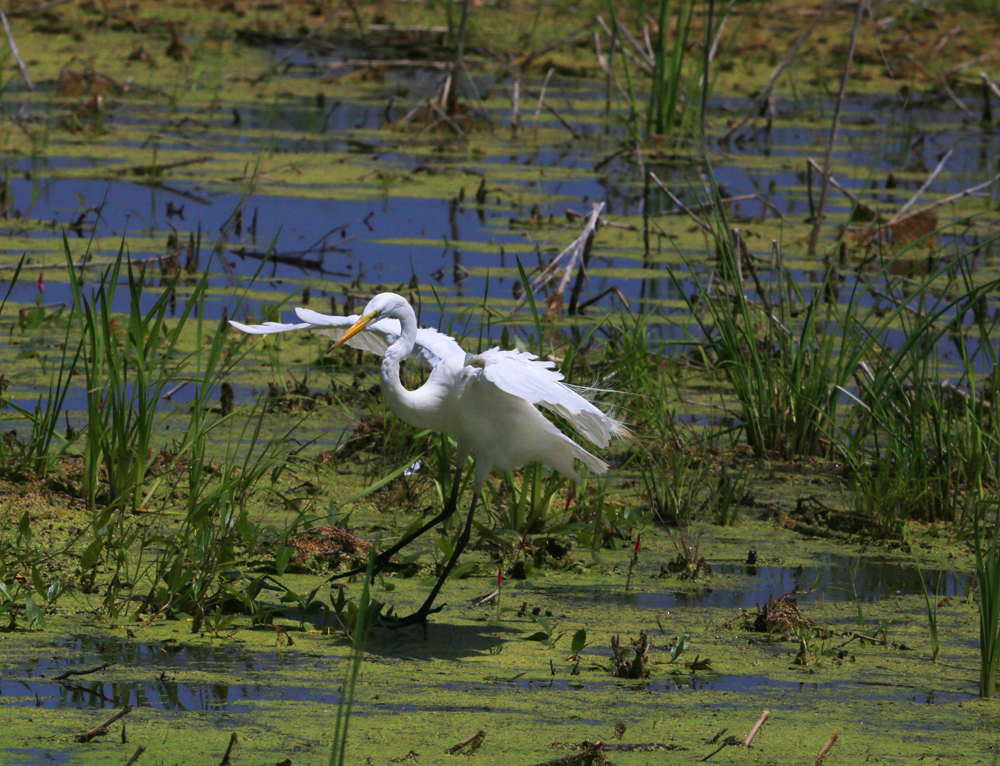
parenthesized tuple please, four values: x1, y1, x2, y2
(124, 745, 147, 766)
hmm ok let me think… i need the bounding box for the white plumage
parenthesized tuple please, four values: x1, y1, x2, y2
(230, 292, 625, 624)
(231, 294, 624, 490)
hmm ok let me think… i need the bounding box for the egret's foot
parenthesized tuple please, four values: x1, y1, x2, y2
(327, 492, 463, 585)
(384, 603, 446, 635)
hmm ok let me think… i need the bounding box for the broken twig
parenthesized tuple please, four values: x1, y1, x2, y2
(743, 708, 770, 748)
(53, 662, 116, 681)
(448, 729, 486, 755)
(76, 705, 132, 743)
(0, 9, 33, 89)
(813, 733, 838, 766)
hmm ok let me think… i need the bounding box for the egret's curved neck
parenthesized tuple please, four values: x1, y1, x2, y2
(380, 300, 420, 412)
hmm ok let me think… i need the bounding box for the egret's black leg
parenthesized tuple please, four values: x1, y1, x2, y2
(326, 461, 465, 584)
(392, 491, 479, 629)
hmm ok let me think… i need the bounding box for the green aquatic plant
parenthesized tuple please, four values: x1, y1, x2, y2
(647, 0, 695, 137)
(845, 256, 1000, 530)
(920, 568, 942, 663)
(974, 498, 1000, 697)
(0, 257, 81, 480)
(329, 550, 375, 766)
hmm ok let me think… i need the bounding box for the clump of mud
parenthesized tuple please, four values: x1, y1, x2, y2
(277, 526, 370, 574)
(272, 525, 421, 577)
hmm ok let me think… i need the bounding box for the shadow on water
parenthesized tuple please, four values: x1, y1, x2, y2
(554, 553, 969, 611)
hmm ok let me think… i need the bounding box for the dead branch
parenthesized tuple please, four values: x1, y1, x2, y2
(53, 661, 116, 681)
(530, 741, 611, 766)
(325, 59, 450, 70)
(614, 19, 654, 70)
(980, 71, 1000, 100)
(701, 736, 741, 761)
(857, 168, 1000, 244)
(648, 173, 711, 232)
(448, 729, 486, 755)
(124, 745, 147, 766)
(947, 45, 1000, 75)
(75, 705, 132, 743)
(743, 708, 770, 747)
(512, 80, 520, 132)
(577, 286, 631, 313)
(513, 201, 604, 313)
(940, 74, 976, 120)
(0, 9, 32, 89)
(723, 0, 836, 139)
(903, 169, 1000, 217)
(813, 733, 838, 766)
(113, 156, 213, 177)
(887, 148, 953, 225)
(219, 732, 238, 766)
(805, 158, 869, 212)
(595, 15, 651, 73)
(528, 69, 552, 131)
(807, 0, 864, 256)
(472, 588, 500, 606)
(520, 23, 594, 69)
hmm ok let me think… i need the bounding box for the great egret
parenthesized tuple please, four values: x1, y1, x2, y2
(230, 292, 625, 625)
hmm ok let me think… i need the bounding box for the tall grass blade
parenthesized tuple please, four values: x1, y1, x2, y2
(329, 548, 376, 766)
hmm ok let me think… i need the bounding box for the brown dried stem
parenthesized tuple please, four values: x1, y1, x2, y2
(742, 708, 770, 748)
(813, 733, 839, 766)
(76, 705, 132, 743)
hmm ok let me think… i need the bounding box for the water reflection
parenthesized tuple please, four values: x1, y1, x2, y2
(559, 553, 969, 611)
(8, 636, 339, 712)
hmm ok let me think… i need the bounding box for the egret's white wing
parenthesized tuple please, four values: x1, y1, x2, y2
(296, 307, 465, 368)
(471, 347, 625, 448)
(229, 308, 466, 369)
(295, 307, 399, 356)
(229, 319, 312, 334)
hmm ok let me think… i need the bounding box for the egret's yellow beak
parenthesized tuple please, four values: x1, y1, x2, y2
(331, 311, 380, 350)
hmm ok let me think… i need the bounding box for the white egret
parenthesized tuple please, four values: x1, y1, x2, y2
(230, 292, 625, 625)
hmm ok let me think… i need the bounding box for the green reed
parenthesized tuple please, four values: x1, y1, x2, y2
(975, 498, 1000, 697)
(329, 548, 376, 766)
